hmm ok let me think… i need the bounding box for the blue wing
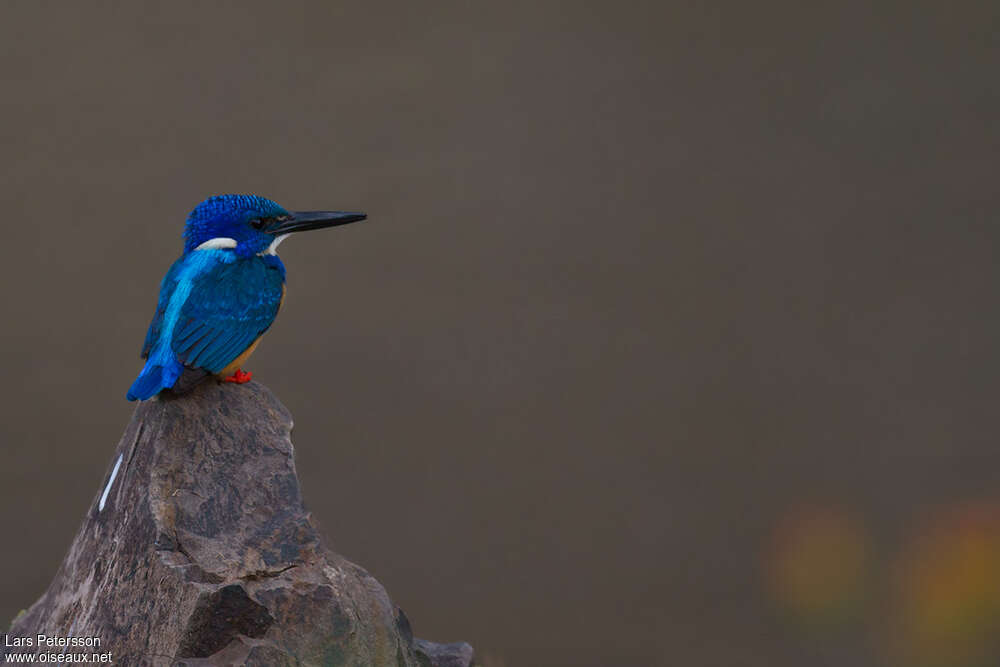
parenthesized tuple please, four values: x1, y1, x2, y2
(128, 252, 284, 400)
(171, 258, 284, 372)
(141, 259, 185, 359)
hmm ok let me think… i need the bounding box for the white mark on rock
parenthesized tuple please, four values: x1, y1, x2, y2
(99, 454, 123, 512)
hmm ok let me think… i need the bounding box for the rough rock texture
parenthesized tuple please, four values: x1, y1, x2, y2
(4, 381, 474, 667)
(413, 641, 476, 667)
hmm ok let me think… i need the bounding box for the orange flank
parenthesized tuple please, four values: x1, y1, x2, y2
(219, 286, 282, 380)
(219, 335, 262, 378)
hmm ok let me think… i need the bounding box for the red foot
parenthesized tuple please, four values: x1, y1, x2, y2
(223, 369, 252, 384)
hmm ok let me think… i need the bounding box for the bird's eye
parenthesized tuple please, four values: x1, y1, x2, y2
(277, 215, 291, 222)
(250, 218, 265, 230)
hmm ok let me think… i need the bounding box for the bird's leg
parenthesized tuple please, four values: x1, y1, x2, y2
(222, 369, 253, 384)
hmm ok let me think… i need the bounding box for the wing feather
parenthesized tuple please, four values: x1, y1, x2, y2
(141, 260, 185, 359)
(170, 257, 284, 374)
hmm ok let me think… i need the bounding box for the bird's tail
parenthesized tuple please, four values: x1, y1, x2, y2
(127, 356, 184, 401)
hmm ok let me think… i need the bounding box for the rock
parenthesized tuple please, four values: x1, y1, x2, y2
(413, 640, 476, 667)
(3, 381, 474, 666)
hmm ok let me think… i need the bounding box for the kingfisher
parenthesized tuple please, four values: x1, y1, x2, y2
(127, 194, 366, 401)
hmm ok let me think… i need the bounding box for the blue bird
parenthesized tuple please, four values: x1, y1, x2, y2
(127, 194, 366, 401)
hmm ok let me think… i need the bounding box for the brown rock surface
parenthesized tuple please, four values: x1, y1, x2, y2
(4, 381, 473, 666)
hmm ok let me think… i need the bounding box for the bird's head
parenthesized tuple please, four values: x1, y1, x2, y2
(183, 194, 366, 257)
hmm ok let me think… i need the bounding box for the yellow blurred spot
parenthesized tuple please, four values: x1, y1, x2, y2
(894, 501, 1000, 666)
(765, 505, 868, 624)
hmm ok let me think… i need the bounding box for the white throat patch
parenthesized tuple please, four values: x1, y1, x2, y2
(262, 234, 290, 256)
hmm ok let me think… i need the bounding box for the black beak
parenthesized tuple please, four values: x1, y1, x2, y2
(266, 210, 367, 235)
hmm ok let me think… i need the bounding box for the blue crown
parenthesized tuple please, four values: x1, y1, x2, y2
(183, 194, 289, 254)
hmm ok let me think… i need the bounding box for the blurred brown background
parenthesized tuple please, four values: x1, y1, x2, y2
(1, 2, 998, 665)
